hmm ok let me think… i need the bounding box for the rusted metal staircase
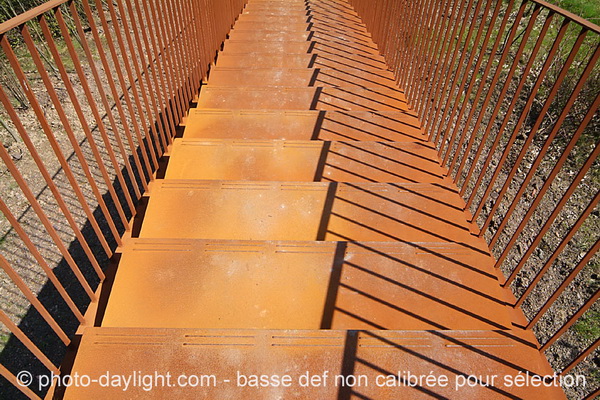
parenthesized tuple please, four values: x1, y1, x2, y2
(61, 0, 566, 398)
(1, 0, 599, 398)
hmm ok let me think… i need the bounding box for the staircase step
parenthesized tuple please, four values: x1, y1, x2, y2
(139, 181, 483, 247)
(221, 40, 384, 63)
(215, 52, 390, 72)
(65, 327, 563, 399)
(215, 53, 314, 68)
(241, 10, 363, 22)
(237, 13, 311, 23)
(232, 20, 310, 31)
(101, 239, 511, 330)
(237, 14, 367, 30)
(308, 6, 363, 20)
(183, 110, 423, 141)
(244, 3, 309, 10)
(228, 29, 378, 50)
(166, 139, 447, 183)
(207, 68, 395, 88)
(242, 9, 311, 17)
(245, 8, 360, 22)
(196, 87, 409, 111)
(223, 36, 380, 57)
(249, 3, 359, 15)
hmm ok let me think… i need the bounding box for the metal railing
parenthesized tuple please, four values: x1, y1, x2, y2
(0, 0, 246, 397)
(349, 0, 599, 397)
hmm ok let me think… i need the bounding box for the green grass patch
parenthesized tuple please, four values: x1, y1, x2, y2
(573, 308, 600, 341)
(549, 0, 600, 23)
(0, 332, 10, 345)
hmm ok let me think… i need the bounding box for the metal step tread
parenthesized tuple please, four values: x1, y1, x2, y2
(183, 109, 423, 141)
(139, 180, 483, 247)
(246, 5, 359, 15)
(166, 139, 448, 183)
(196, 86, 410, 112)
(206, 67, 395, 88)
(222, 38, 381, 57)
(220, 40, 386, 65)
(215, 53, 391, 72)
(242, 14, 370, 22)
(227, 29, 378, 49)
(64, 327, 564, 399)
(233, 18, 368, 35)
(102, 239, 510, 330)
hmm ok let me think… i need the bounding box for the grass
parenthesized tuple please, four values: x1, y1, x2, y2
(547, 0, 600, 23)
(573, 308, 600, 341)
(0, 333, 10, 346)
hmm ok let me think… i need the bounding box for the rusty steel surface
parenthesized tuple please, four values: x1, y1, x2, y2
(139, 181, 486, 248)
(166, 139, 448, 183)
(242, 9, 311, 16)
(216, 52, 390, 71)
(64, 328, 563, 399)
(238, 16, 369, 32)
(228, 30, 376, 46)
(197, 87, 409, 111)
(101, 240, 511, 330)
(215, 53, 313, 68)
(222, 40, 386, 66)
(183, 109, 424, 141)
(207, 67, 396, 88)
(60, 0, 568, 398)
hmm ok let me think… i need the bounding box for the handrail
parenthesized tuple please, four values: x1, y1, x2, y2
(529, 0, 600, 33)
(0, 0, 68, 35)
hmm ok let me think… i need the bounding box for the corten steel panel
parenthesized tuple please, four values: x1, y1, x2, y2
(244, 3, 352, 11)
(165, 139, 448, 184)
(207, 68, 396, 88)
(234, 14, 368, 34)
(222, 38, 382, 58)
(166, 139, 324, 181)
(64, 328, 565, 399)
(229, 29, 313, 41)
(101, 240, 511, 330)
(310, 52, 391, 71)
(244, 3, 309, 8)
(241, 9, 311, 17)
(221, 39, 311, 53)
(228, 30, 378, 49)
(215, 53, 390, 72)
(138, 181, 485, 248)
(221, 41, 386, 64)
(237, 13, 311, 23)
(215, 53, 314, 68)
(182, 110, 424, 141)
(248, 3, 359, 15)
(232, 20, 311, 31)
(245, 1, 308, 7)
(196, 87, 410, 112)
